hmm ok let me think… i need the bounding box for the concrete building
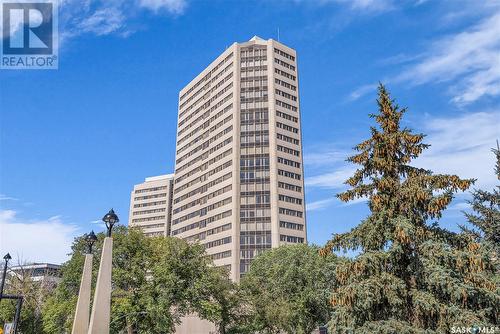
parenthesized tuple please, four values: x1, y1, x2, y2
(128, 174, 175, 237)
(171, 36, 307, 281)
(8, 263, 62, 285)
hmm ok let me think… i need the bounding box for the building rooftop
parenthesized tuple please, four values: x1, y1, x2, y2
(249, 35, 265, 41)
(145, 174, 174, 182)
(10, 263, 62, 271)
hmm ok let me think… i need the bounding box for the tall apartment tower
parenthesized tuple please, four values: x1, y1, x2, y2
(172, 36, 306, 281)
(129, 174, 174, 237)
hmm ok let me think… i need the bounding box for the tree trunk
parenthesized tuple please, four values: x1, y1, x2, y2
(126, 319, 134, 334)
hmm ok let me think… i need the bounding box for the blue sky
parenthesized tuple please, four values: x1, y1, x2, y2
(1, 0, 499, 264)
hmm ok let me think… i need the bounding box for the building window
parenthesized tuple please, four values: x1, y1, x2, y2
(280, 235, 304, 243)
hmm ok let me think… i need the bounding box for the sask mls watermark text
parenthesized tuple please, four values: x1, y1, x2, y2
(451, 326, 499, 334)
(1, 0, 58, 69)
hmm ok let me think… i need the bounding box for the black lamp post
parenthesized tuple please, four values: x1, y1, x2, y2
(0, 253, 12, 299)
(86, 231, 98, 253)
(102, 209, 119, 237)
(0, 253, 22, 333)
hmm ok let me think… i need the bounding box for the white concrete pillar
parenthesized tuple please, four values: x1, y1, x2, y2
(88, 237, 113, 334)
(71, 254, 93, 334)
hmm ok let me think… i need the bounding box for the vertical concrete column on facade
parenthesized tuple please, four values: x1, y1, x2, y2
(232, 43, 242, 281)
(88, 237, 113, 334)
(165, 177, 174, 237)
(266, 39, 281, 248)
(294, 47, 308, 243)
(71, 254, 93, 334)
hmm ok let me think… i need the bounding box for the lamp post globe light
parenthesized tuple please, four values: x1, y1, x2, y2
(85, 231, 98, 254)
(102, 209, 119, 237)
(1, 252, 12, 299)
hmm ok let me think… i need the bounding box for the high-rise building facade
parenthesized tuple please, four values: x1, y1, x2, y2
(128, 174, 174, 237)
(171, 36, 306, 281)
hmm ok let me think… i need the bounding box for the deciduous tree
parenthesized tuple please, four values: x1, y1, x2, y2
(0, 261, 56, 334)
(194, 266, 249, 334)
(42, 227, 236, 334)
(242, 244, 336, 334)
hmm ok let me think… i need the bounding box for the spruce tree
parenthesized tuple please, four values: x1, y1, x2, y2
(321, 84, 499, 333)
(462, 144, 500, 257)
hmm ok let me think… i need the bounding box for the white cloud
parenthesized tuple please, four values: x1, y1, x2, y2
(341, 196, 368, 206)
(348, 83, 377, 101)
(304, 148, 348, 166)
(304, 111, 499, 199)
(138, 0, 187, 14)
(311, 0, 432, 13)
(90, 219, 106, 229)
(293, 0, 394, 13)
(447, 201, 470, 211)
(0, 209, 16, 221)
(0, 7, 23, 39)
(0, 194, 18, 201)
(0, 3, 50, 40)
(348, 7, 500, 104)
(0, 210, 80, 264)
(47, 0, 189, 43)
(306, 196, 368, 211)
(77, 8, 125, 36)
(306, 167, 355, 189)
(395, 10, 500, 105)
(413, 0, 429, 5)
(414, 111, 500, 190)
(304, 147, 360, 210)
(337, 0, 393, 12)
(307, 198, 336, 211)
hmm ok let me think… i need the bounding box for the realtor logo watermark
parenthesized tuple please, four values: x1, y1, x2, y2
(451, 326, 499, 334)
(1, 0, 58, 69)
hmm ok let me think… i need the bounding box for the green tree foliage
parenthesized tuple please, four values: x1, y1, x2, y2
(129, 233, 222, 333)
(321, 84, 498, 333)
(194, 266, 249, 334)
(241, 244, 336, 334)
(462, 144, 500, 256)
(0, 263, 57, 333)
(42, 226, 237, 333)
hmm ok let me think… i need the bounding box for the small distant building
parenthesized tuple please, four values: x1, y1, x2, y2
(9, 263, 62, 285)
(128, 174, 175, 237)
